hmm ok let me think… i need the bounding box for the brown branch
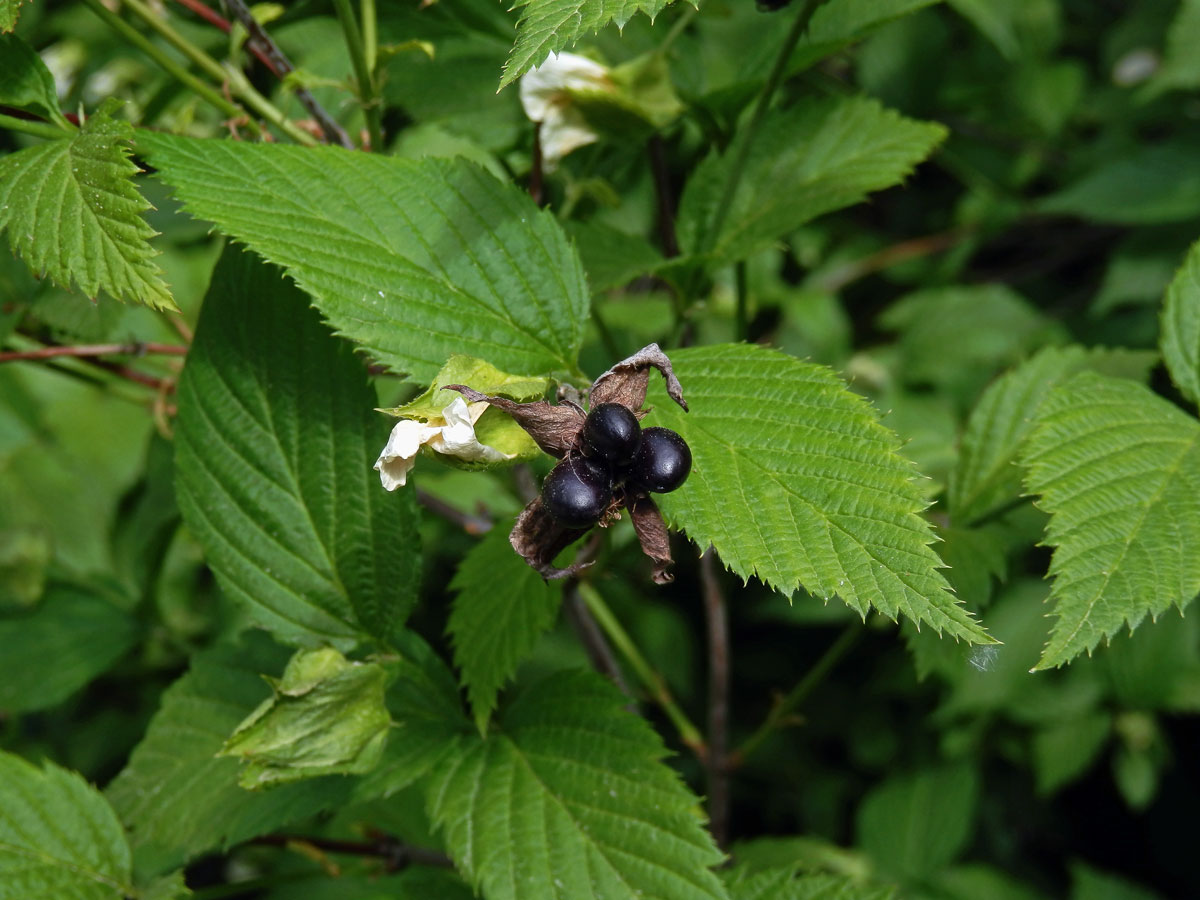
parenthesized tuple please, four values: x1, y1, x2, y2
(171, 0, 354, 148)
(0, 342, 188, 363)
(564, 532, 631, 696)
(700, 546, 731, 848)
(813, 228, 970, 294)
(415, 488, 493, 535)
(249, 832, 453, 871)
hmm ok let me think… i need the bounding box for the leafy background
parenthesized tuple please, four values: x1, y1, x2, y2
(3, 0, 1200, 899)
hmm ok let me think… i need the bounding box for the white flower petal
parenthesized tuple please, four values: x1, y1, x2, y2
(434, 397, 513, 462)
(519, 52, 610, 121)
(374, 418, 441, 491)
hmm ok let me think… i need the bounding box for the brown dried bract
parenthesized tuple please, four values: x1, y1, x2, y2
(447, 344, 689, 583)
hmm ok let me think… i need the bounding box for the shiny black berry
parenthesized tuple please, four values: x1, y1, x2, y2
(542, 455, 613, 528)
(581, 402, 641, 467)
(628, 427, 691, 493)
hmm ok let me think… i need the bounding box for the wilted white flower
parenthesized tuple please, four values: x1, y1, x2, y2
(374, 396, 511, 491)
(520, 52, 613, 169)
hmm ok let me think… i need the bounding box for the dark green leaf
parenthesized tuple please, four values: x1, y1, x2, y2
(106, 632, 351, 879)
(1021, 373, 1200, 669)
(175, 248, 420, 648)
(426, 670, 728, 900)
(0, 751, 133, 899)
(448, 528, 563, 731)
(649, 344, 992, 643)
(0, 583, 138, 713)
(678, 97, 946, 267)
(140, 134, 589, 382)
(0, 33, 69, 125)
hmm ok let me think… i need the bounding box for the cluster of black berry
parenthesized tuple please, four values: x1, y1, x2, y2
(541, 403, 692, 528)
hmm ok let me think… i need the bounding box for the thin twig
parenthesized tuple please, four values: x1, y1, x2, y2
(222, 0, 355, 148)
(813, 228, 971, 294)
(729, 621, 863, 767)
(700, 546, 731, 848)
(648, 134, 679, 258)
(576, 582, 707, 758)
(249, 832, 454, 870)
(565, 584, 631, 694)
(415, 488, 493, 535)
(80, 0, 253, 131)
(0, 342, 188, 363)
(89, 358, 175, 392)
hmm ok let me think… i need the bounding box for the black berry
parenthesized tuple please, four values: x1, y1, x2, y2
(542, 455, 613, 528)
(628, 427, 691, 493)
(581, 402, 642, 467)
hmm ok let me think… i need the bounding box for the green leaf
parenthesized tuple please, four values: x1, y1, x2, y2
(1070, 863, 1165, 900)
(0, 751, 134, 899)
(792, 0, 943, 72)
(220, 648, 391, 788)
(0, 525, 51, 611)
(106, 633, 351, 879)
(945, 0, 1019, 58)
(1031, 711, 1111, 795)
(856, 764, 978, 880)
(426, 670, 727, 900)
(566, 219, 666, 293)
(0, 103, 174, 309)
(879, 284, 1065, 405)
(677, 97, 946, 267)
(138, 871, 191, 900)
(354, 629, 469, 800)
(380, 355, 549, 421)
(448, 528, 563, 732)
(949, 345, 1158, 526)
(1021, 372, 1200, 669)
(0, 0, 30, 35)
(1161, 239, 1200, 409)
(377, 354, 550, 473)
(1146, 0, 1200, 95)
(0, 583, 138, 713)
(1037, 142, 1200, 225)
(648, 344, 992, 643)
(174, 248, 420, 649)
(499, 0, 680, 89)
(726, 868, 895, 900)
(139, 133, 589, 382)
(0, 34, 69, 126)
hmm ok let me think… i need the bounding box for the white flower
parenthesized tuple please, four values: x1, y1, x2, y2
(520, 52, 613, 169)
(374, 396, 511, 491)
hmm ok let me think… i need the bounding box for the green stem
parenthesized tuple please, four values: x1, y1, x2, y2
(0, 112, 71, 141)
(732, 621, 863, 765)
(333, 0, 383, 151)
(361, 0, 378, 75)
(694, 0, 826, 260)
(80, 0, 252, 129)
(116, 0, 317, 145)
(577, 583, 706, 755)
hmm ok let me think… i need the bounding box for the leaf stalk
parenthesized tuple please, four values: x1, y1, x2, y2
(577, 582, 706, 755)
(332, 0, 384, 151)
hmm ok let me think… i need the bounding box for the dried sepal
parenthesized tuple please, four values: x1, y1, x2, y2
(589, 343, 688, 413)
(445, 384, 584, 458)
(509, 496, 594, 580)
(628, 495, 675, 584)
